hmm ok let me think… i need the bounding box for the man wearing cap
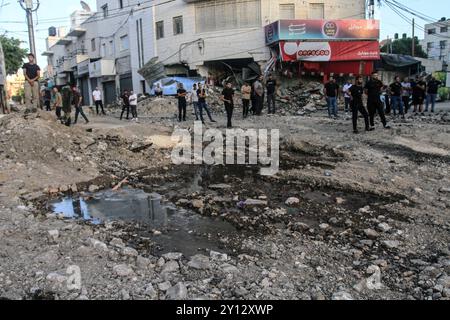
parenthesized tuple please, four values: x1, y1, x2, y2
(22, 53, 41, 113)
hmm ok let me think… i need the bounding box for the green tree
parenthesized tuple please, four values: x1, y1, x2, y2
(381, 37, 428, 58)
(0, 35, 28, 75)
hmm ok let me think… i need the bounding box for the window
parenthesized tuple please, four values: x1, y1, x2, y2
(309, 3, 324, 19)
(428, 28, 436, 35)
(279, 4, 295, 19)
(440, 40, 447, 49)
(120, 35, 129, 51)
(427, 42, 434, 49)
(156, 21, 164, 39)
(173, 16, 183, 35)
(91, 39, 96, 52)
(119, 0, 123, 9)
(102, 4, 108, 18)
(109, 40, 114, 56)
(195, 0, 261, 33)
(441, 26, 448, 33)
(101, 43, 106, 57)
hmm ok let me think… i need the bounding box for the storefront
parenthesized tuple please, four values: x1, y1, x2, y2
(77, 59, 90, 106)
(265, 19, 381, 81)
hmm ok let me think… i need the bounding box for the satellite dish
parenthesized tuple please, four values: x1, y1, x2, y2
(80, 1, 91, 12)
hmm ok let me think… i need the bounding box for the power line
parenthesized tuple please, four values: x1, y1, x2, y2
(382, 0, 450, 40)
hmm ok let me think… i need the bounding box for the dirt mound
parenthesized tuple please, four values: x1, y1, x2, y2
(0, 111, 167, 197)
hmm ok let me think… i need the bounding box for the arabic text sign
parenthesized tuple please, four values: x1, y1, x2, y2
(280, 41, 381, 62)
(265, 20, 380, 44)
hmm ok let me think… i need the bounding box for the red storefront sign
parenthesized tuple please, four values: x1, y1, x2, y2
(280, 41, 380, 62)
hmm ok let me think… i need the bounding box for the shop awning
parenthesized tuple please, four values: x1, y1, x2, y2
(380, 54, 420, 67)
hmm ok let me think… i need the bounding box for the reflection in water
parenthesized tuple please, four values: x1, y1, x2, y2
(50, 188, 167, 226)
(49, 188, 237, 257)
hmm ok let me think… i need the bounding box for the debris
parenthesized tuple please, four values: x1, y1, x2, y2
(332, 291, 354, 300)
(113, 264, 134, 277)
(381, 240, 400, 249)
(112, 177, 129, 192)
(130, 143, 153, 153)
(285, 197, 300, 206)
(166, 282, 188, 300)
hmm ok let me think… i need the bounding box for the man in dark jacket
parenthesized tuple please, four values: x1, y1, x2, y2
(120, 90, 130, 120)
(364, 72, 390, 130)
(348, 76, 370, 134)
(425, 76, 442, 113)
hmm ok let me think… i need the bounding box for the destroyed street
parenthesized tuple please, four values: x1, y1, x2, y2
(0, 100, 449, 300)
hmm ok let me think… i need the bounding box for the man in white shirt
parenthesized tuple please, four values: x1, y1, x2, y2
(342, 79, 353, 114)
(92, 87, 106, 115)
(190, 83, 200, 121)
(129, 91, 138, 122)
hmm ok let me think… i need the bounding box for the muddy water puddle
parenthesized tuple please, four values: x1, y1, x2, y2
(48, 188, 238, 257)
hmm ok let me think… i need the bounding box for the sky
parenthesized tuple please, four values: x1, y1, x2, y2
(0, 0, 448, 62)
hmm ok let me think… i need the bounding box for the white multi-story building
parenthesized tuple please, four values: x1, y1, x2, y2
(422, 18, 450, 68)
(44, 0, 367, 103)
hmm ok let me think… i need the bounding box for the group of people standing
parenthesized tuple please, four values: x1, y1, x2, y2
(387, 75, 442, 116)
(326, 72, 392, 133)
(325, 72, 443, 134)
(119, 90, 139, 122)
(46, 85, 89, 126)
(174, 75, 278, 129)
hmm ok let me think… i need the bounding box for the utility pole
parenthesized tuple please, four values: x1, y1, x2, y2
(412, 18, 415, 57)
(19, 0, 40, 60)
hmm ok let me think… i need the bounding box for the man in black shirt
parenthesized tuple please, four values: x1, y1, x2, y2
(324, 77, 339, 118)
(364, 72, 389, 129)
(221, 82, 235, 128)
(412, 76, 426, 114)
(348, 76, 370, 134)
(72, 86, 89, 124)
(389, 76, 404, 118)
(425, 76, 441, 113)
(120, 90, 131, 120)
(22, 53, 41, 113)
(177, 83, 187, 122)
(266, 74, 277, 114)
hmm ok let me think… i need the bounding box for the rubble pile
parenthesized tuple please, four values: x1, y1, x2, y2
(0, 111, 166, 195)
(276, 81, 327, 116)
(136, 97, 178, 117)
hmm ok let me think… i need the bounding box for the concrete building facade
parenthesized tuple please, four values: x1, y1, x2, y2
(422, 18, 450, 69)
(43, 0, 367, 103)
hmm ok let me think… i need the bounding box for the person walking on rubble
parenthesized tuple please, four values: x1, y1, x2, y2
(221, 82, 235, 129)
(197, 83, 216, 124)
(72, 86, 89, 125)
(364, 72, 390, 130)
(348, 76, 370, 134)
